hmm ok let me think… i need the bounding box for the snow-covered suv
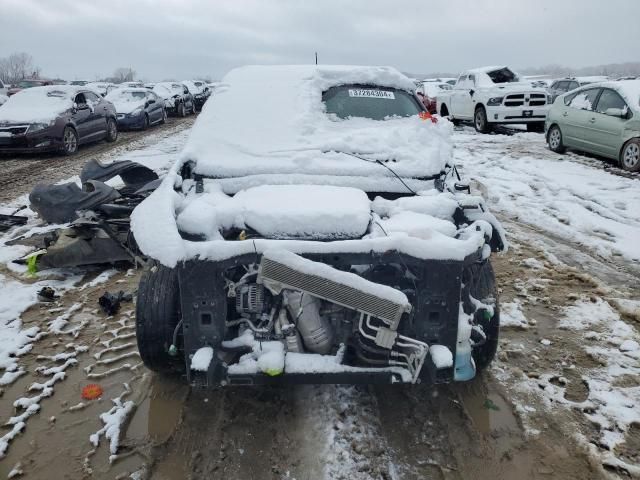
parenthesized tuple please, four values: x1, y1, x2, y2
(132, 65, 506, 387)
(438, 66, 551, 133)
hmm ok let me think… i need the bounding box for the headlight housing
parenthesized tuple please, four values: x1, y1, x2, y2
(547, 95, 553, 104)
(28, 121, 54, 133)
(487, 97, 503, 106)
(129, 107, 144, 116)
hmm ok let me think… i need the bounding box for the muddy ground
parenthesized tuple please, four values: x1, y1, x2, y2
(0, 125, 638, 479)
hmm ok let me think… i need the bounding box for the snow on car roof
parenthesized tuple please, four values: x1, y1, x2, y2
(180, 64, 452, 187)
(0, 85, 82, 123)
(600, 79, 640, 108)
(467, 66, 508, 74)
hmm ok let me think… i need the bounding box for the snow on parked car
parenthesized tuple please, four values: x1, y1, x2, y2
(105, 87, 166, 130)
(152, 82, 195, 117)
(131, 65, 506, 388)
(438, 66, 551, 133)
(0, 85, 118, 155)
(0, 94, 8, 107)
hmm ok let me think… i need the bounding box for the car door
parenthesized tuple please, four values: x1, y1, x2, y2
(451, 75, 473, 119)
(563, 87, 603, 152)
(72, 93, 93, 142)
(84, 91, 107, 137)
(589, 88, 630, 158)
(147, 92, 162, 122)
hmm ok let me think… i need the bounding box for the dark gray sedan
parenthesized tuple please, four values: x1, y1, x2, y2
(0, 85, 118, 155)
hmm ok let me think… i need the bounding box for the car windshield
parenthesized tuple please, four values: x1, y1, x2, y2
(106, 90, 146, 102)
(17, 80, 41, 88)
(322, 85, 422, 120)
(487, 67, 519, 84)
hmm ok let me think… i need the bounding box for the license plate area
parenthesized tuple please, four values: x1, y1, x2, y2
(522, 110, 533, 117)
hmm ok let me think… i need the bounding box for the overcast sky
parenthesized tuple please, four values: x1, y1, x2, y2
(1, 0, 638, 81)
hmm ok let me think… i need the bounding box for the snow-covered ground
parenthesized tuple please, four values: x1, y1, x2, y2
(0, 120, 638, 479)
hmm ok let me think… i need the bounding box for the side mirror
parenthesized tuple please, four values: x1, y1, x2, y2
(469, 89, 475, 97)
(605, 107, 626, 118)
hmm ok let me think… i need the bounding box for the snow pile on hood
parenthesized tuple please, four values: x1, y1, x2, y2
(0, 95, 8, 107)
(0, 86, 78, 123)
(104, 88, 147, 115)
(179, 65, 453, 184)
(177, 184, 371, 240)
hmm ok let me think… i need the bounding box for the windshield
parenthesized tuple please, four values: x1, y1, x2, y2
(17, 80, 41, 88)
(487, 67, 519, 84)
(322, 85, 422, 120)
(106, 90, 146, 102)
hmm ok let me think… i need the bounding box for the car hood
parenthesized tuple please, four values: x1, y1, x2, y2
(111, 99, 145, 115)
(177, 184, 373, 240)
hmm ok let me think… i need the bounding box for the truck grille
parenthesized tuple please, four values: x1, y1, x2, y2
(503, 93, 546, 108)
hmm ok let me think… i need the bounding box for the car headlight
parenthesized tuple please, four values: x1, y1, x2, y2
(487, 97, 503, 106)
(129, 107, 144, 116)
(28, 121, 53, 133)
(547, 95, 553, 104)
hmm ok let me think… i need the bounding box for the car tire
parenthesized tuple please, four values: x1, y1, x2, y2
(620, 138, 640, 172)
(465, 260, 500, 371)
(160, 108, 167, 124)
(547, 125, 565, 153)
(178, 102, 186, 117)
(105, 118, 118, 142)
(474, 106, 492, 133)
(136, 263, 185, 374)
(61, 126, 78, 156)
(142, 114, 149, 131)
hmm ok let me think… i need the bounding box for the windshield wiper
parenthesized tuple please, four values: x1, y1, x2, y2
(326, 150, 450, 194)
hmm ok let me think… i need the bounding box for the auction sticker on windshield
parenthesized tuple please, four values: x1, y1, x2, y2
(348, 89, 395, 99)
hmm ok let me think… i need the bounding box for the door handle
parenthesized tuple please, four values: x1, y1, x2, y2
(562, 112, 568, 117)
(589, 118, 596, 123)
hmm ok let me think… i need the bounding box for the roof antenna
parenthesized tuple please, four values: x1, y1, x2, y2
(315, 52, 318, 65)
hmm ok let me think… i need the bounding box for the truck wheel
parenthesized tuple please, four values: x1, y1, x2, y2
(620, 138, 640, 172)
(474, 106, 491, 133)
(136, 263, 185, 374)
(547, 125, 566, 153)
(465, 260, 499, 371)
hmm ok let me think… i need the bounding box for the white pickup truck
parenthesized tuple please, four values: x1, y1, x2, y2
(437, 66, 551, 133)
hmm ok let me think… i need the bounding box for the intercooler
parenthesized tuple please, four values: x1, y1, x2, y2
(258, 250, 412, 329)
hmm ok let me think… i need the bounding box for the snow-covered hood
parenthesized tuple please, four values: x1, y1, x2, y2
(477, 82, 547, 94)
(0, 95, 7, 106)
(110, 98, 145, 115)
(180, 65, 453, 189)
(0, 86, 76, 124)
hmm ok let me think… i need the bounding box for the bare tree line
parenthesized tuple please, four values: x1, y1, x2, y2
(0, 52, 41, 84)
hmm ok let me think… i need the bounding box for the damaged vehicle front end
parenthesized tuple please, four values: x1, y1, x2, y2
(132, 65, 506, 386)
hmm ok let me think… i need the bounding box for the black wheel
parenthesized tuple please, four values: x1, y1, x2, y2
(526, 123, 544, 133)
(620, 138, 640, 172)
(61, 126, 78, 155)
(136, 263, 184, 374)
(178, 102, 186, 117)
(160, 108, 167, 124)
(474, 106, 492, 133)
(106, 118, 118, 142)
(547, 125, 565, 153)
(142, 114, 149, 131)
(464, 260, 499, 371)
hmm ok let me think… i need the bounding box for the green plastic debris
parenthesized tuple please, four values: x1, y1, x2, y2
(26, 255, 39, 276)
(263, 368, 283, 377)
(483, 398, 500, 411)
